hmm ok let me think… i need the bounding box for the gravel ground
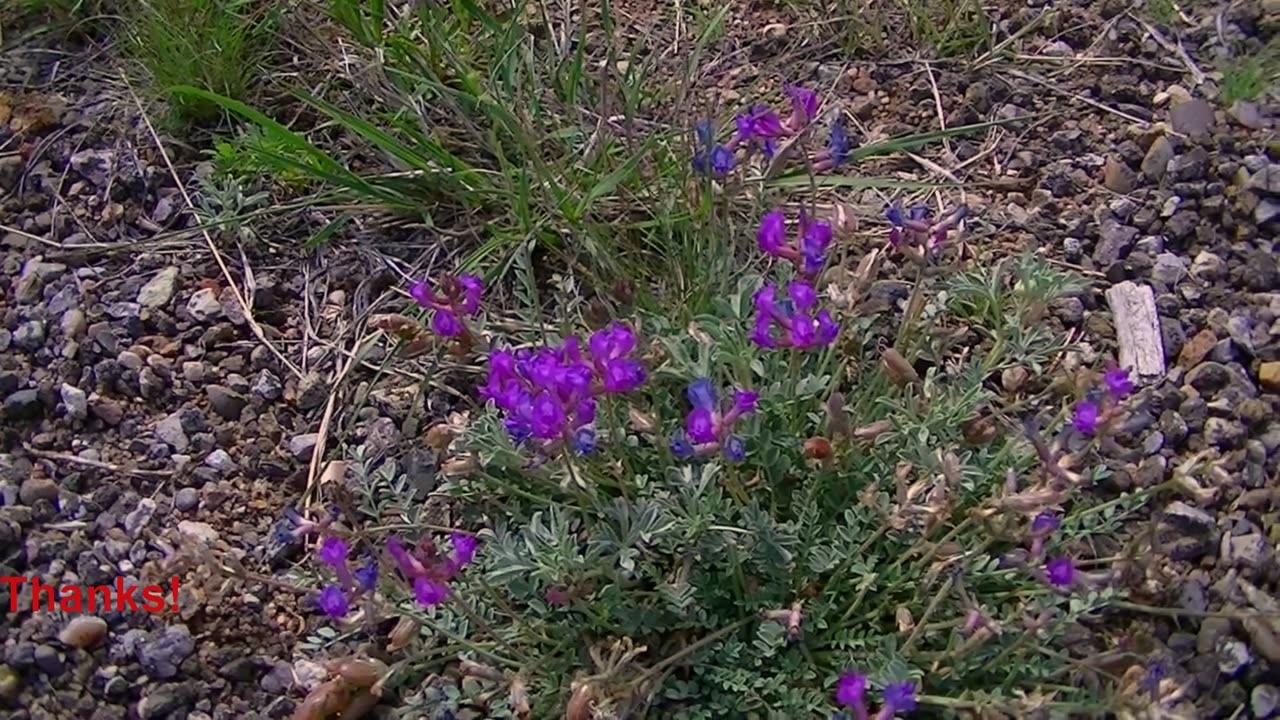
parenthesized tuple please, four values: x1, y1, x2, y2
(1, 1, 1278, 718)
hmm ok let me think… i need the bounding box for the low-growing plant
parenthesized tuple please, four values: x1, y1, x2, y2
(125, 0, 279, 126)
(1220, 40, 1280, 106)
(273, 198, 1179, 718)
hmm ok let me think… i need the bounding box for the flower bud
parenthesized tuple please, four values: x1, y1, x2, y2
(1001, 366, 1029, 393)
(387, 616, 419, 653)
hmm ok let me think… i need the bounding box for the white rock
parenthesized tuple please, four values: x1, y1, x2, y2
(186, 288, 222, 322)
(60, 383, 88, 419)
(137, 267, 180, 309)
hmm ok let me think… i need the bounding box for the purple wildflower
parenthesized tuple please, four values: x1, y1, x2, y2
(451, 533, 479, 567)
(879, 681, 917, 717)
(1072, 400, 1100, 435)
(782, 86, 819, 132)
(573, 426, 596, 455)
(409, 273, 484, 337)
(353, 562, 378, 592)
(835, 671, 868, 711)
(1103, 366, 1133, 400)
(414, 577, 449, 606)
(682, 378, 758, 449)
(1031, 512, 1060, 536)
(431, 308, 463, 337)
(759, 211, 787, 256)
(828, 121, 851, 166)
(757, 210, 833, 276)
(723, 435, 746, 462)
(316, 585, 349, 618)
(1046, 557, 1075, 588)
(687, 378, 718, 410)
(752, 281, 838, 350)
(317, 536, 349, 568)
(670, 431, 694, 458)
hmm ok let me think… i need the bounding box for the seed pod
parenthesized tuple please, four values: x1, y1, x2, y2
(628, 407, 658, 434)
(851, 420, 892, 442)
(291, 679, 350, 720)
(510, 675, 531, 719)
(825, 392, 850, 437)
(896, 606, 915, 634)
(1001, 366, 1029, 393)
(881, 348, 920, 386)
(441, 456, 477, 477)
(832, 203, 857, 238)
(459, 659, 505, 682)
(335, 657, 388, 689)
(387, 617, 419, 653)
(962, 414, 997, 445)
(425, 424, 456, 450)
(803, 437, 832, 459)
(564, 679, 595, 720)
(344, 691, 379, 720)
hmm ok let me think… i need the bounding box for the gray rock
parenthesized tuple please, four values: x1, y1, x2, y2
(181, 362, 206, 384)
(1169, 98, 1215, 137)
(139, 367, 167, 399)
(154, 412, 190, 452)
(1218, 637, 1251, 676)
(1204, 417, 1245, 448)
(123, 498, 157, 535)
(177, 520, 219, 544)
(19, 476, 59, 505)
(1163, 500, 1216, 530)
(295, 372, 328, 410)
(4, 389, 42, 420)
(1190, 251, 1226, 281)
(288, 433, 319, 460)
(174, 488, 199, 512)
(1221, 532, 1269, 569)
(60, 309, 86, 339)
(105, 301, 140, 320)
(46, 286, 78, 316)
(251, 369, 282, 401)
(1142, 136, 1174, 181)
(1063, 237, 1083, 262)
(1094, 219, 1138, 263)
(1150, 252, 1187, 286)
(203, 449, 235, 474)
(1253, 685, 1279, 719)
(1258, 198, 1280, 225)
(1167, 147, 1209, 182)
(13, 320, 45, 351)
(137, 626, 194, 680)
(1248, 165, 1280, 196)
(186, 288, 222, 322)
(206, 385, 248, 420)
(137, 267, 179, 309)
(91, 396, 125, 426)
(1052, 297, 1084, 324)
(1178, 579, 1208, 613)
(260, 662, 295, 693)
(0, 329, 9, 351)
(70, 148, 113, 186)
(60, 383, 88, 420)
(137, 682, 197, 720)
(1134, 235, 1164, 254)
(33, 645, 64, 676)
(1229, 101, 1265, 130)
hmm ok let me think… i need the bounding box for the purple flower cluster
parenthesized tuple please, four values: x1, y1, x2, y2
(387, 533, 479, 607)
(1072, 364, 1134, 435)
(410, 273, 484, 337)
(670, 379, 758, 462)
(884, 201, 967, 258)
(481, 324, 646, 453)
(758, 210, 833, 276)
(314, 536, 379, 618)
(691, 86, 832, 175)
(750, 281, 838, 350)
(835, 672, 917, 719)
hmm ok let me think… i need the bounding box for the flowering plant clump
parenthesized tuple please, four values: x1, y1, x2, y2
(314, 244, 1132, 717)
(884, 200, 968, 262)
